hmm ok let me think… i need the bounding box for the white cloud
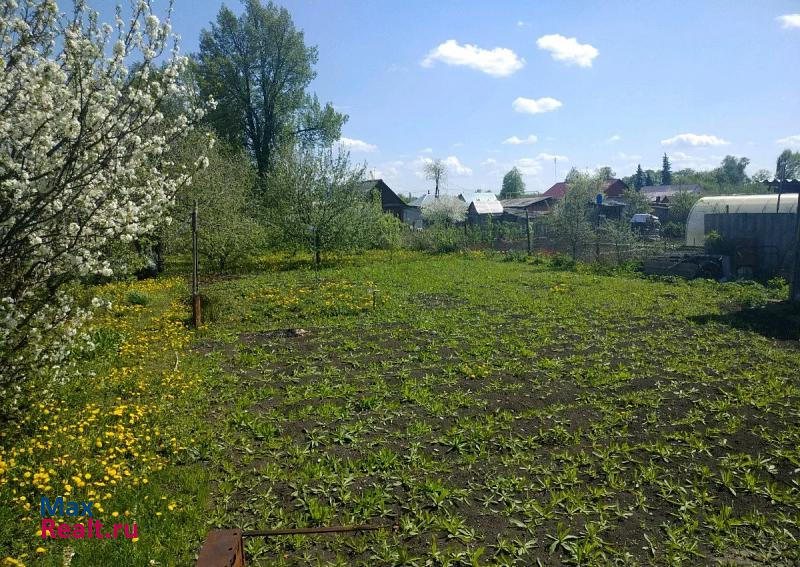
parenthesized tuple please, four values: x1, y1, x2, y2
(516, 158, 543, 175)
(338, 137, 377, 152)
(512, 96, 562, 114)
(367, 168, 383, 179)
(776, 134, 800, 148)
(661, 133, 729, 147)
(421, 39, 525, 77)
(481, 158, 498, 166)
(443, 155, 472, 176)
(536, 34, 599, 67)
(420, 147, 433, 154)
(777, 14, 800, 29)
(535, 152, 568, 161)
(607, 134, 622, 143)
(503, 134, 538, 145)
(617, 152, 641, 160)
(669, 151, 719, 170)
(517, 20, 528, 28)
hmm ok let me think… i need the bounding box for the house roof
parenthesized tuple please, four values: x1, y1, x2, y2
(408, 193, 437, 208)
(469, 200, 504, 214)
(641, 184, 702, 201)
(544, 179, 628, 199)
(358, 179, 409, 208)
(641, 184, 701, 194)
(460, 191, 503, 214)
(543, 182, 569, 199)
(500, 195, 553, 207)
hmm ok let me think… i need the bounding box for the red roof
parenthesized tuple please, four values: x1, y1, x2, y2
(543, 182, 569, 199)
(543, 179, 629, 199)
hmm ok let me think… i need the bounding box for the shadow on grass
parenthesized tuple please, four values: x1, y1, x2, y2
(690, 301, 800, 341)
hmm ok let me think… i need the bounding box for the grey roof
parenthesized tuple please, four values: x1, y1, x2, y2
(408, 193, 437, 208)
(500, 195, 553, 207)
(470, 200, 504, 215)
(464, 192, 504, 215)
(641, 184, 701, 195)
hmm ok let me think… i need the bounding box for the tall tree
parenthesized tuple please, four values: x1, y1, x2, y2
(195, 0, 347, 177)
(500, 167, 525, 199)
(634, 164, 645, 190)
(776, 149, 800, 179)
(565, 167, 582, 183)
(424, 159, 448, 198)
(597, 166, 615, 181)
(714, 155, 750, 186)
(552, 172, 600, 260)
(644, 171, 656, 186)
(661, 153, 672, 186)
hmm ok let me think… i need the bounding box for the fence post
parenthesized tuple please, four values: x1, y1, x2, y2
(791, 191, 800, 303)
(526, 210, 532, 255)
(191, 200, 202, 327)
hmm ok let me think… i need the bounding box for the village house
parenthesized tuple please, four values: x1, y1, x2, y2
(359, 179, 422, 228)
(542, 178, 629, 200)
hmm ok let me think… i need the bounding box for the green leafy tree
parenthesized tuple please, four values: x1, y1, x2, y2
(669, 188, 701, 227)
(751, 169, 771, 183)
(644, 171, 656, 186)
(164, 135, 265, 272)
(776, 149, 800, 179)
(195, 0, 347, 177)
(714, 155, 750, 186)
(263, 147, 377, 267)
(500, 167, 525, 199)
(601, 220, 637, 264)
(565, 167, 582, 183)
(622, 186, 652, 216)
(552, 172, 599, 260)
(661, 154, 672, 185)
(597, 166, 615, 181)
(634, 164, 645, 190)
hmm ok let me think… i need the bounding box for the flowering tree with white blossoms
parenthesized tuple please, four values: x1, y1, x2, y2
(0, 0, 210, 413)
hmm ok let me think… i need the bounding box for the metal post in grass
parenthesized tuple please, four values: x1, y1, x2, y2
(526, 209, 532, 255)
(791, 189, 800, 303)
(191, 200, 202, 327)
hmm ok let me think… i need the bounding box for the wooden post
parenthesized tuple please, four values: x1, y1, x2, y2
(191, 200, 201, 327)
(525, 210, 532, 255)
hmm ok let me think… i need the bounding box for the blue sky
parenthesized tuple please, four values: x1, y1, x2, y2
(98, 0, 800, 195)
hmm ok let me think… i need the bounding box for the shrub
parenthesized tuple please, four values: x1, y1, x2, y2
(126, 291, 151, 307)
(662, 221, 684, 239)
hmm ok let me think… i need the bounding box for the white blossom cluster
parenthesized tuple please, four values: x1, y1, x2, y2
(0, 0, 211, 410)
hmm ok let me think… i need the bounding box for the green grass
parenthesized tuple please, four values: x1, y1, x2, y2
(3, 251, 799, 566)
(193, 251, 799, 566)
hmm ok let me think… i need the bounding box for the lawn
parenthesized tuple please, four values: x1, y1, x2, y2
(2, 251, 799, 566)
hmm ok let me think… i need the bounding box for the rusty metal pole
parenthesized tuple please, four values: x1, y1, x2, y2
(192, 200, 202, 327)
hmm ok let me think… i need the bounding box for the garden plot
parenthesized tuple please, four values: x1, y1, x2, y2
(196, 253, 800, 566)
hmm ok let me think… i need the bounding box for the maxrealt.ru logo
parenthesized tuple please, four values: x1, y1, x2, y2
(40, 497, 138, 540)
